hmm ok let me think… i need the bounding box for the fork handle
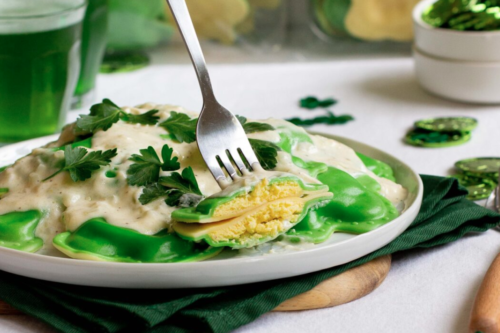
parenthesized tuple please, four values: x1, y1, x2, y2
(166, 0, 217, 104)
(470, 252, 500, 333)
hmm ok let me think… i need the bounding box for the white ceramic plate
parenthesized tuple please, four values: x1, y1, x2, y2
(0, 133, 423, 289)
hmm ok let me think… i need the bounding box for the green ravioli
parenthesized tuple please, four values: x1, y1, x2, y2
(287, 167, 399, 243)
(0, 210, 43, 252)
(53, 218, 222, 263)
(356, 152, 396, 182)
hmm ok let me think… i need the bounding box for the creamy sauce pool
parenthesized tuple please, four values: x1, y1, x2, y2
(0, 104, 407, 252)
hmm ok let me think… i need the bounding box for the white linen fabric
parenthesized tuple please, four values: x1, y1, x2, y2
(2, 57, 500, 333)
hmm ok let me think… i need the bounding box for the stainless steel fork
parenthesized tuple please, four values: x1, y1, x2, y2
(167, 0, 260, 188)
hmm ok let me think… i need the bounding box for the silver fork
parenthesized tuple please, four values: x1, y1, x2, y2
(167, 0, 260, 189)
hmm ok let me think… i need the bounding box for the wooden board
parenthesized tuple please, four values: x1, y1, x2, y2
(0, 255, 391, 315)
(274, 255, 391, 311)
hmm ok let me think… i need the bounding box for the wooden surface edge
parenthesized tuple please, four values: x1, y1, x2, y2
(0, 255, 391, 315)
(0, 301, 22, 315)
(274, 254, 392, 311)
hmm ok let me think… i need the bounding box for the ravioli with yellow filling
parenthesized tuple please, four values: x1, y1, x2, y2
(173, 174, 333, 248)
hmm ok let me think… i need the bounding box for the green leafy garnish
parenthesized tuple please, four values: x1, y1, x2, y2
(159, 112, 197, 143)
(159, 167, 202, 195)
(161, 145, 181, 171)
(76, 99, 122, 132)
(44, 146, 117, 182)
(127, 147, 162, 186)
(76, 99, 159, 133)
(127, 144, 180, 186)
(123, 109, 160, 125)
(236, 115, 275, 134)
(287, 111, 354, 127)
(139, 167, 202, 207)
(300, 96, 337, 110)
(0, 188, 8, 198)
(249, 139, 280, 170)
(138, 183, 170, 205)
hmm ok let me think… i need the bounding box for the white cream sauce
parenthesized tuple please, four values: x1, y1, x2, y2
(0, 104, 407, 252)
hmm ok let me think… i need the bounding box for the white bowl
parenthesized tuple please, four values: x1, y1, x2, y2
(414, 47, 500, 104)
(413, 0, 500, 103)
(413, 0, 500, 62)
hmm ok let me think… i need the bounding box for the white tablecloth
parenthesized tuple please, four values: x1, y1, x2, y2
(2, 57, 500, 333)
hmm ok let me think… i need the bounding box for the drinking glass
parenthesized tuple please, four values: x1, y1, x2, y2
(73, 0, 108, 108)
(0, 0, 86, 142)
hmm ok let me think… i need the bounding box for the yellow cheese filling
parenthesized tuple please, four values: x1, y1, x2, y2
(212, 179, 303, 219)
(175, 197, 305, 246)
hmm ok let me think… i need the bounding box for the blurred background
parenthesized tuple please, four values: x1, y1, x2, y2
(106, 0, 417, 64)
(0, 0, 420, 143)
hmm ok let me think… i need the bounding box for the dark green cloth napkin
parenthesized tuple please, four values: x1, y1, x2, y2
(1, 175, 499, 333)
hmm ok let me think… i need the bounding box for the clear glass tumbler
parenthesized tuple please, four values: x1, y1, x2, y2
(72, 0, 108, 109)
(0, 0, 86, 142)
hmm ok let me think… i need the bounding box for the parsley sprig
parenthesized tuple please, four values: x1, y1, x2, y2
(138, 167, 203, 207)
(235, 115, 280, 170)
(127, 145, 180, 186)
(249, 139, 280, 170)
(159, 112, 197, 143)
(76, 99, 159, 133)
(43, 146, 117, 182)
(236, 116, 279, 170)
(126, 144, 203, 207)
(236, 115, 275, 133)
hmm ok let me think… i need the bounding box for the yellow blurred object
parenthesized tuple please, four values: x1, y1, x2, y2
(345, 0, 420, 41)
(166, 0, 250, 44)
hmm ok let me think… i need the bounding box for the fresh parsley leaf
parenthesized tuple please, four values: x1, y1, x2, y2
(44, 146, 117, 182)
(127, 144, 180, 186)
(243, 122, 275, 134)
(139, 183, 169, 205)
(159, 167, 202, 196)
(164, 189, 185, 207)
(159, 112, 197, 143)
(236, 115, 247, 125)
(139, 186, 203, 207)
(161, 145, 180, 171)
(76, 99, 121, 133)
(76, 99, 160, 133)
(139, 167, 203, 207)
(127, 147, 162, 186)
(124, 109, 160, 125)
(249, 139, 280, 170)
(236, 115, 275, 134)
(287, 111, 354, 127)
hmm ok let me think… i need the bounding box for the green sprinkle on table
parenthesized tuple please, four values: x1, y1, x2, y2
(299, 96, 337, 110)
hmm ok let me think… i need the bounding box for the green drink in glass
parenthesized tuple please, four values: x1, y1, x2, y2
(73, 0, 108, 108)
(0, 0, 86, 142)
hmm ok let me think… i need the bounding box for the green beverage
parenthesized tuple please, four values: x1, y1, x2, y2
(0, 0, 86, 142)
(73, 0, 108, 108)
